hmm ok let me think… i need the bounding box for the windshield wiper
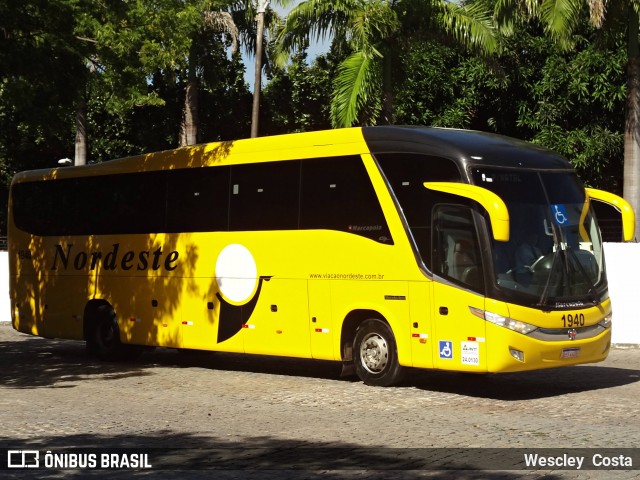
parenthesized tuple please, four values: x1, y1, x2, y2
(536, 221, 599, 308)
(535, 246, 560, 309)
(535, 217, 563, 309)
(564, 247, 600, 306)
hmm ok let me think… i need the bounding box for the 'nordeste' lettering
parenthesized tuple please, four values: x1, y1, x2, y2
(51, 243, 179, 272)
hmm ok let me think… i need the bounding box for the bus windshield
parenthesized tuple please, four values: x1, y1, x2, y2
(472, 168, 605, 308)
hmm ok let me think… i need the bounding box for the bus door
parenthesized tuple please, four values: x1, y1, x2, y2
(431, 205, 487, 371)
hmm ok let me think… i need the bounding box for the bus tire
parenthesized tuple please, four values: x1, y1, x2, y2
(87, 305, 142, 361)
(353, 319, 404, 387)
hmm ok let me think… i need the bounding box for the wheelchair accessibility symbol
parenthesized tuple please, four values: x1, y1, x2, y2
(439, 340, 453, 360)
(551, 204, 568, 225)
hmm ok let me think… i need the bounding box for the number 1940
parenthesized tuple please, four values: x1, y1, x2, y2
(562, 313, 585, 328)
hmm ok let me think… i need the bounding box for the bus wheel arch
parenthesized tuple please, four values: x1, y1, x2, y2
(83, 300, 142, 361)
(341, 310, 405, 387)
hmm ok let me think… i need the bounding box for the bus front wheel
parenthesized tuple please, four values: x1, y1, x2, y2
(353, 319, 404, 387)
(86, 305, 142, 361)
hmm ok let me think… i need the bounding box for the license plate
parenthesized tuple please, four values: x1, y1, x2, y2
(561, 347, 580, 359)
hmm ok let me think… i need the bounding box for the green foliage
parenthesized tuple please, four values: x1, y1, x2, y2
(0, 0, 88, 231)
(0, 0, 630, 235)
(262, 50, 334, 133)
(517, 33, 627, 190)
(274, 0, 498, 127)
(394, 41, 508, 129)
(198, 50, 253, 141)
(0, 1, 86, 162)
(0, 0, 252, 233)
(394, 22, 626, 191)
(331, 51, 382, 127)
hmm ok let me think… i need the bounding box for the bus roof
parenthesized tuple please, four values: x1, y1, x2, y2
(12, 127, 368, 183)
(362, 126, 572, 171)
(12, 126, 572, 184)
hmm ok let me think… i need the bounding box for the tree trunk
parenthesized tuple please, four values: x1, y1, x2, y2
(251, 5, 267, 138)
(74, 96, 87, 166)
(181, 78, 199, 146)
(624, 9, 640, 241)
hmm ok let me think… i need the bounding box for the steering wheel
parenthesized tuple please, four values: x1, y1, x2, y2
(506, 253, 550, 276)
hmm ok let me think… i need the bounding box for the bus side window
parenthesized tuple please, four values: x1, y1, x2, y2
(12, 182, 50, 236)
(591, 200, 624, 242)
(166, 167, 230, 232)
(375, 153, 461, 267)
(300, 156, 392, 243)
(229, 161, 300, 231)
(432, 205, 484, 292)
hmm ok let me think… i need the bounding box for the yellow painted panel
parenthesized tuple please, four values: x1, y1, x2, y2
(408, 281, 433, 368)
(180, 277, 221, 352)
(507, 298, 610, 330)
(586, 188, 636, 242)
(432, 281, 486, 371)
(243, 278, 311, 357)
(485, 322, 610, 373)
(308, 280, 334, 360)
(330, 280, 411, 367)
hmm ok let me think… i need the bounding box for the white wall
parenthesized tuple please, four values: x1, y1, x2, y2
(603, 242, 640, 345)
(1, 245, 638, 344)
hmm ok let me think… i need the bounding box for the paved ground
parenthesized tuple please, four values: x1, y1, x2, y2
(1, 322, 639, 479)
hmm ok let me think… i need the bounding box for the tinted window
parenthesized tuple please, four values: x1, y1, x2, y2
(166, 167, 229, 232)
(229, 161, 300, 231)
(472, 170, 546, 204)
(13, 172, 167, 235)
(376, 153, 461, 264)
(12, 181, 55, 236)
(300, 156, 392, 243)
(13, 156, 392, 243)
(592, 200, 623, 242)
(94, 172, 165, 234)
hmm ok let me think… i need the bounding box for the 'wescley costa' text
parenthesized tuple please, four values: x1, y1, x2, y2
(524, 454, 584, 469)
(51, 243, 179, 272)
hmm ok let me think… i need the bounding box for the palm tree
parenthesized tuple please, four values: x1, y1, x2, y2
(493, 0, 640, 241)
(274, 0, 498, 128)
(251, 0, 269, 137)
(180, 10, 239, 146)
(242, 0, 291, 137)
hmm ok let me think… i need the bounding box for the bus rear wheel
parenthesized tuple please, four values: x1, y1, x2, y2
(353, 319, 404, 387)
(86, 304, 142, 361)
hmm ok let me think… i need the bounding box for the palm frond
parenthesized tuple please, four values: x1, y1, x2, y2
(441, 0, 499, 54)
(203, 11, 240, 54)
(587, 0, 607, 28)
(330, 51, 381, 127)
(492, 0, 535, 36)
(273, 0, 363, 58)
(538, 0, 583, 45)
(349, 0, 399, 49)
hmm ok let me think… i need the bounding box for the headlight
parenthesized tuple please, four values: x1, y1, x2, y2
(484, 311, 538, 335)
(598, 313, 612, 329)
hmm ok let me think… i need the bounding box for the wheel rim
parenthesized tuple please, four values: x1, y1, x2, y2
(359, 332, 389, 374)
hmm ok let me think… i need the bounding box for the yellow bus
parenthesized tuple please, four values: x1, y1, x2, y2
(8, 126, 636, 386)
